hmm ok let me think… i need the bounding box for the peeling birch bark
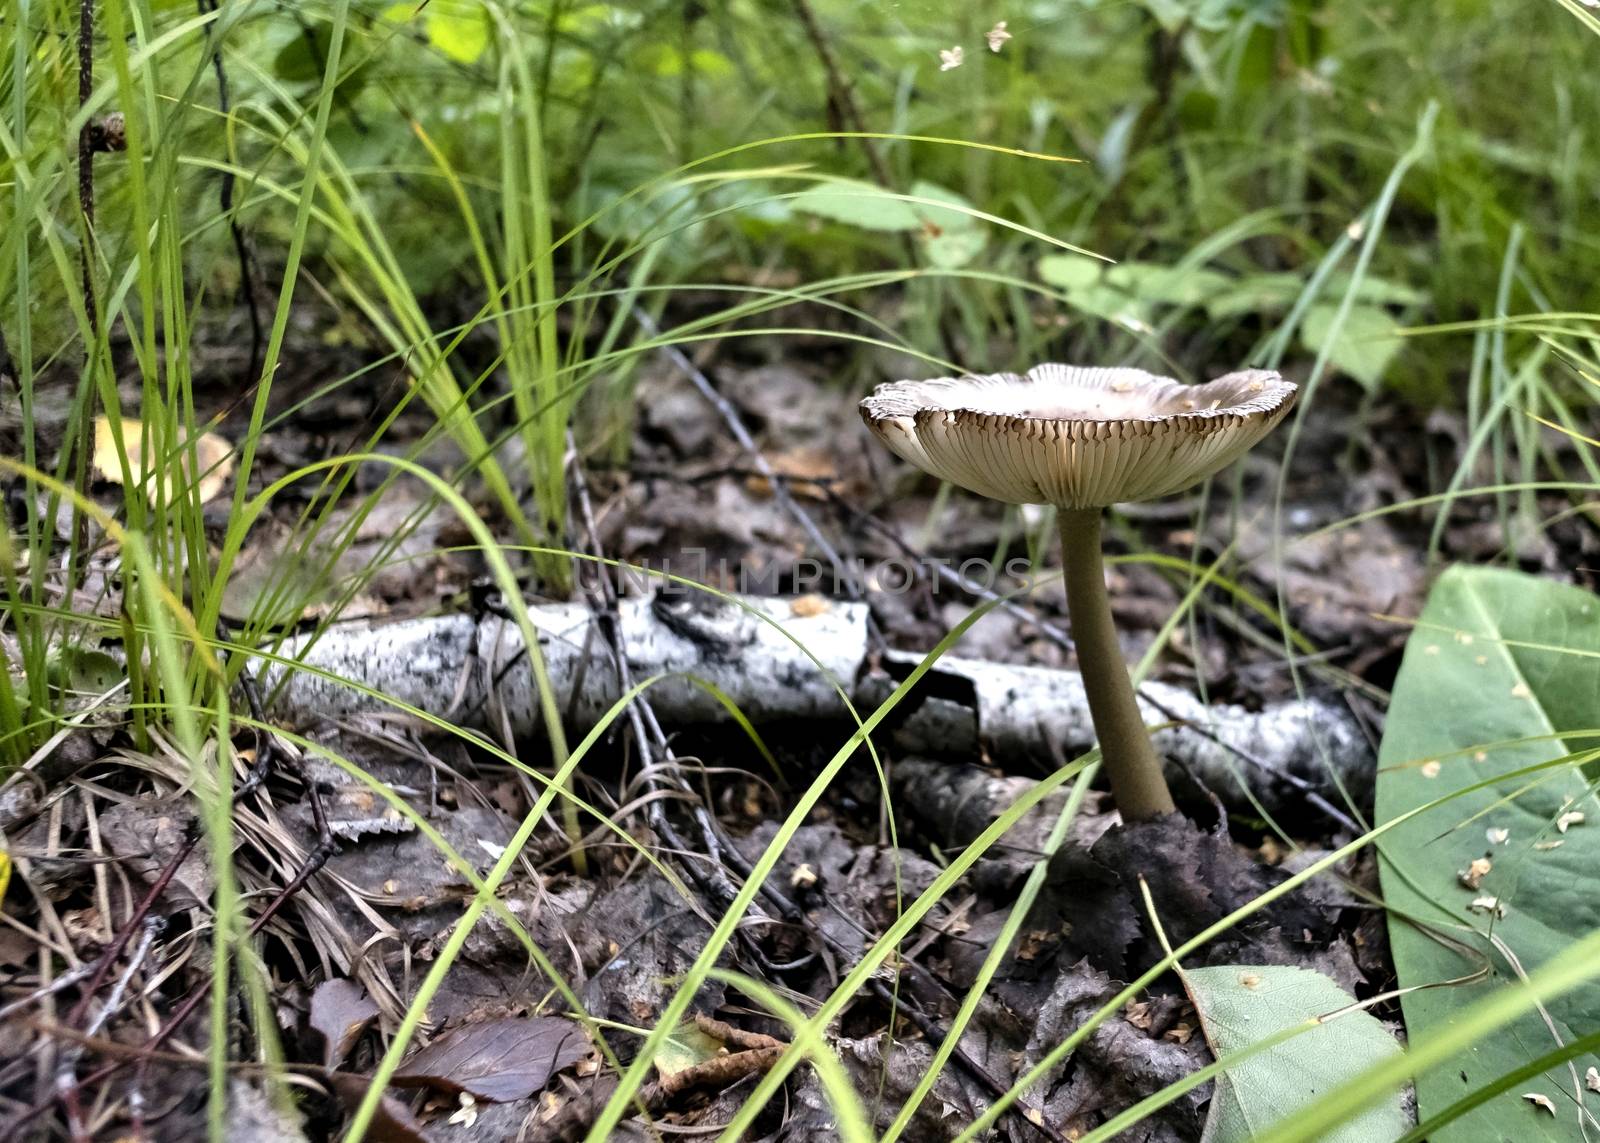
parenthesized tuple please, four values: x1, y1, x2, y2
(265, 593, 869, 732)
(870, 651, 1375, 811)
(264, 592, 1372, 813)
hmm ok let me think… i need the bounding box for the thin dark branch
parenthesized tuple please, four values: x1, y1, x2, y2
(199, 0, 263, 382)
(631, 306, 866, 603)
(77, 0, 96, 336)
(788, 0, 894, 189)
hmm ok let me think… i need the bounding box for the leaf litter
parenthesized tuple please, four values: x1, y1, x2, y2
(7, 324, 1550, 1142)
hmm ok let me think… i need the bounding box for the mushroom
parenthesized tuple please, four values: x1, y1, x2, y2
(860, 364, 1297, 821)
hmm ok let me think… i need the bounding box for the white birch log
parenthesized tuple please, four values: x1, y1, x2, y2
(263, 592, 1372, 812)
(264, 593, 870, 732)
(869, 651, 1373, 812)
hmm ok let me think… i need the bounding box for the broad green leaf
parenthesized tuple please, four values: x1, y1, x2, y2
(1376, 566, 1600, 1142)
(272, 26, 330, 84)
(1328, 272, 1425, 308)
(637, 44, 735, 78)
(791, 179, 921, 232)
(270, 20, 370, 96)
(1039, 252, 1117, 320)
(1300, 303, 1402, 389)
(380, 1, 425, 23)
(1206, 272, 1422, 320)
(426, 0, 490, 64)
(1204, 271, 1307, 319)
(1037, 255, 1223, 324)
(789, 178, 988, 268)
(1106, 262, 1230, 308)
(557, 4, 641, 33)
(588, 182, 706, 244)
(1184, 965, 1406, 1143)
(1037, 252, 1105, 292)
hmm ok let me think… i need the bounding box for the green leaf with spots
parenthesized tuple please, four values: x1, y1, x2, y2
(908, 181, 986, 269)
(1376, 566, 1600, 1142)
(1184, 965, 1405, 1143)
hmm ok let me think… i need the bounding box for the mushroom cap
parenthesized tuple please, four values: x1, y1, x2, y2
(859, 364, 1297, 509)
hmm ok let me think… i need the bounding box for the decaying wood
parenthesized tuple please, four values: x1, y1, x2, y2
(265, 592, 1373, 816)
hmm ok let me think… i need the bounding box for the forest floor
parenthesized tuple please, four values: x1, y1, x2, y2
(4, 297, 1597, 1142)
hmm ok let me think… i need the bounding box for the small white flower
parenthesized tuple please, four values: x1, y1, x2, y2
(986, 21, 1012, 52)
(939, 45, 964, 71)
(1486, 827, 1509, 845)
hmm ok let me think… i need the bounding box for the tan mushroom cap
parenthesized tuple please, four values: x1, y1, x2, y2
(860, 364, 1297, 509)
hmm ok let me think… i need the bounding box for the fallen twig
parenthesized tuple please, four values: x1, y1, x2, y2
(566, 431, 784, 963)
(633, 306, 865, 601)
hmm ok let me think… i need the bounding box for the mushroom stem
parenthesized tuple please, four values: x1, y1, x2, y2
(1057, 508, 1176, 821)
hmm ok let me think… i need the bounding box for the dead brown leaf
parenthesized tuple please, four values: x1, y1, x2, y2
(745, 447, 837, 500)
(391, 1016, 590, 1103)
(92, 416, 234, 505)
(311, 978, 380, 1069)
(325, 1072, 430, 1143)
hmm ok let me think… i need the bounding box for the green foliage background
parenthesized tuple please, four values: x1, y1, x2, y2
(9, 0, 1593, 404)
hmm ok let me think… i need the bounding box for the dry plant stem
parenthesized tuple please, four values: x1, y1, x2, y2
(197, 0, 264, 382)
(76, 0, 96, 333)
(632, 306, 864, 600)
(788, 0, 893, 187)
(22, 667, 335, 1136)
(1058, 508, 1175, 820)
